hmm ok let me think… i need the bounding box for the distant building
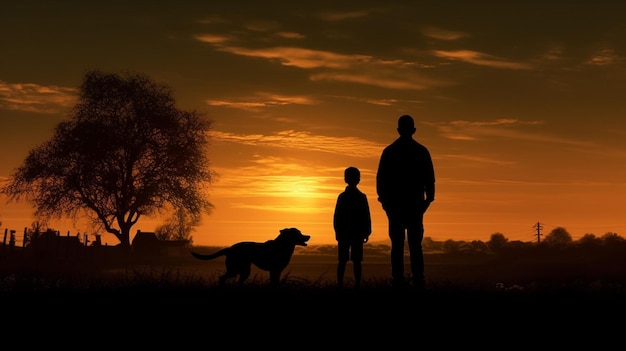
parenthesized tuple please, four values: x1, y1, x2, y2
(132, 230, 189, 257)
(30, 229, 83, 260)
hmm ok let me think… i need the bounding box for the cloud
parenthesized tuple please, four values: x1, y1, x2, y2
(242, 20, 282, 33)
(210, 45, 372, 69)
(195, 35, 448, 90)
(0, 81, 76, 114)
(421, 26, 469, 41)
(442, 154, 516, 166)
(432, 50, 532, 70)
(327, 94, 421, 107)
(206, 92, 316, 111)
(211, 130, 384, 158)
(316, 10, 370, 21)
(193, 34, 233, 44)
(276, 31, 306, 39)
(541, 46, 567, 61)
(430, 119, 595, 147)
(586, 49, 621, 66)
(432, 118, 542, 141)
(310, 71, 438, 90)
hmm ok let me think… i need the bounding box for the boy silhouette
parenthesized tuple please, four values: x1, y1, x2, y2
(333, 166, 372, 288)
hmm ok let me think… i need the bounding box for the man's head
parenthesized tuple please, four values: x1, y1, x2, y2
(397, 115, 416, 137)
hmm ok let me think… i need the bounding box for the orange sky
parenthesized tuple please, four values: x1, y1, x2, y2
(1, 2, 625, 247)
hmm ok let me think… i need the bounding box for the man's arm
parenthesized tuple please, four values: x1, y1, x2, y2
(425, 183, 435, 203)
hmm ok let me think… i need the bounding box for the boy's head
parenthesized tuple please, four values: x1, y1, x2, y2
(344, 166, 360, 186)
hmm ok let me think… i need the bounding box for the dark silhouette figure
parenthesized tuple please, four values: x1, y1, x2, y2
(376, 115, 435, 289)
(334, 166, 372, 288)
(191, 228, 310, 287)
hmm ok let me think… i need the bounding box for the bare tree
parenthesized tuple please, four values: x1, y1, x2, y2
(1, 70, 215, 248)
(154, 207, 197, 245)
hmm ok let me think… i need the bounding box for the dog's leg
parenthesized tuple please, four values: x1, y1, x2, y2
(219, 271, 237, 285)
(238, 266, 251, 285)
(269, 270, 281, 287)
(219, 260, 241, 285)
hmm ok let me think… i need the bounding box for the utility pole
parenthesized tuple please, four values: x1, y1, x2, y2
(533, 221, 543, 244)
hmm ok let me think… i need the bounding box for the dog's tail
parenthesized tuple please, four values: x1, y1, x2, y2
(191, 248, 229, 261)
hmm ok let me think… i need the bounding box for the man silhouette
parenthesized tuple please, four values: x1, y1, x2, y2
(376, 115, 435, 289)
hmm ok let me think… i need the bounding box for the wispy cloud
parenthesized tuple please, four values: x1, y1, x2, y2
(421, 26, 469, 41)
(0, 81, 76, 114)
(442, 154, 516, 166)
(431, 119, 594, 147)
(432, 50, 532, 70)
(195, 35, 448, 90)
(586, 48, 621, 66)
(194, 34, 233, 44)
(242, 20, 282, 33)
(328, 94, 421, 107)
(316, 10, 370, 21)
(276, 31, 306, 39)
(310, 70, 440, 90)
(541, 46, 567, 61)
(212, 130, 384, 158)
(206, 92, 316, 111)
(205, 44, 372, 69)
(430, 119, 538, 141)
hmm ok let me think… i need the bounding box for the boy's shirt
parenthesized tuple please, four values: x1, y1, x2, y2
(333, 185, 372, 241)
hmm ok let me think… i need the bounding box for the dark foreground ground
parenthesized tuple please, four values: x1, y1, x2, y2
(2, 246, 625, 346)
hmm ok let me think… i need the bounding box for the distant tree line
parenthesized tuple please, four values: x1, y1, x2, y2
(422, 226, 625, 255)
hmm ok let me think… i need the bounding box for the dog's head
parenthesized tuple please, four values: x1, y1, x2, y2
(277, 227, 311, 246)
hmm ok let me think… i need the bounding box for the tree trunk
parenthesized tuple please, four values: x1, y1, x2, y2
(115, 231, 131, 248)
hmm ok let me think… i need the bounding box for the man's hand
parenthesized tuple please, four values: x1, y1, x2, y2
(422, 201, 431, 214)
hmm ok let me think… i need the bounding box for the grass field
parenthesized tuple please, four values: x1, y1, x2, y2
(3, 243, 626, 294)
(2, 245, 624, 345)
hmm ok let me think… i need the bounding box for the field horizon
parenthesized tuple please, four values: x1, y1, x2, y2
(2, 242, 625, 344)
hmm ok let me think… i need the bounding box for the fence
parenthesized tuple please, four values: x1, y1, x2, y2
(0, 228, 190, 270)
